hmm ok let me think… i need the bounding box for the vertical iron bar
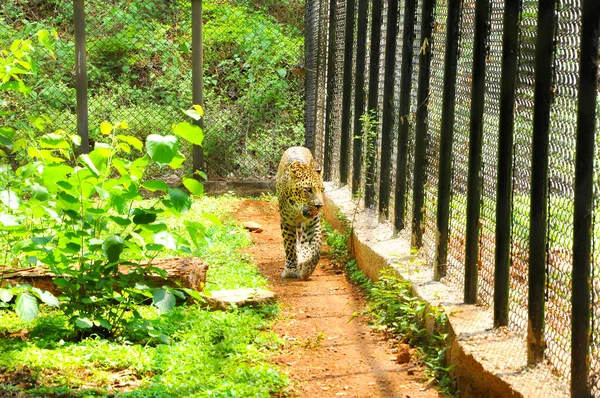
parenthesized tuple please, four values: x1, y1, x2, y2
(528, 0, 556, 364)
(434, 0, 461, 279)
(352, 0, 369, 194)
(304, 0, 316, 151)
(464, 0, 490, 304)
(323, 0, 337, 181)
(494, 0, 520, 327)
(191, 0, 204, 174)
(395, 0, 417, 231)
(378, 0, 399, 218)
(364, 0, 383, 208)
(73, 0, 89, 155)
(571, 0, 600, 394)
(411, 0, 435, 248)
(340, 0, 356, 184)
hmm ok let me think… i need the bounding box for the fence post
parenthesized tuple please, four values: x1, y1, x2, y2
(571, 0, 599, 394)
(464, 0, 491, 304)
(352, 0, 369, 195)
(494, 0, 520, 327)
(73, 0, 89, 155)
(411, 0, 435, 248)
(528, 0, 557, 364)
(340, 0, 356, 184)
(378, 0, 399, 219)
(323, 0, 337, 181)
(394, 0, 417, 231)
(304, 0, 317, 151)
(191, 0, 204, 174)
(364, 0, 382, 209)
(434, 0, 461, 279)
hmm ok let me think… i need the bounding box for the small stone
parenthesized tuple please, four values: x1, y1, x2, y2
(396, 343, 411, 364)
(243, 221, 263, 233)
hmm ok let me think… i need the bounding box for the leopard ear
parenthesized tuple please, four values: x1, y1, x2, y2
(289, 161, 304, 177)
(315, 167, 322, 175)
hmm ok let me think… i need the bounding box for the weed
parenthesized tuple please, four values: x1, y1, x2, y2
(324, 226, 455, 396)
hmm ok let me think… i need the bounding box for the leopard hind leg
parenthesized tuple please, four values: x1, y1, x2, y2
(298, 214, 322, 279)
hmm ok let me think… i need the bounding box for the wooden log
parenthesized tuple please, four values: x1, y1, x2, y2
(0, 257, 208, 297)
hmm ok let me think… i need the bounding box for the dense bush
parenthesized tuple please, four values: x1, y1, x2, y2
(0, 0, 305, 179)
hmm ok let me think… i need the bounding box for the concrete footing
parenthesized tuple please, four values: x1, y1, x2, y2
(321, 182, 568, 398)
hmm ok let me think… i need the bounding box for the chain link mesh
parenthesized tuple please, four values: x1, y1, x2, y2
(1, 0, 305, 180)
(310, 0, 597, 390)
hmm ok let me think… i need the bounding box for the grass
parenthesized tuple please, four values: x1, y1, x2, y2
(0, 195, 288, 397)
(324, 223, 455, 396)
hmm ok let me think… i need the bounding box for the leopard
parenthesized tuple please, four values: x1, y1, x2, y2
(276, 146, 325, 280)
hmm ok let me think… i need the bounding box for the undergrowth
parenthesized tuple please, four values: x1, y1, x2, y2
(324, 223, 455, 396)
(0, 196, 287, 397)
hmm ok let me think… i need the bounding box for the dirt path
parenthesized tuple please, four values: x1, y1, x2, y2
(233, 199, 441, 398)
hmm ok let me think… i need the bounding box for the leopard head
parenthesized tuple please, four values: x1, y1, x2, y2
(287, 161, 325, 218)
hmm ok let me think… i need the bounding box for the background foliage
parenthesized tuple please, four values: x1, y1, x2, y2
(0, 0, 306, 179)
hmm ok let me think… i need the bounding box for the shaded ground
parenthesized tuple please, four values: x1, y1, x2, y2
(233, 199, 441, 398)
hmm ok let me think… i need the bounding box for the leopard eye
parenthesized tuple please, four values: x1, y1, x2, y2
(305, 187, 313, 193)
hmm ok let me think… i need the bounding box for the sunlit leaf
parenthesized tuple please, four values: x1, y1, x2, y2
(173, 122, 203, 146)
(152, 288, 176, 312)
(146, 134, 178, 164)
(15, 291, 38, 321)
(183, 178, 204, 196)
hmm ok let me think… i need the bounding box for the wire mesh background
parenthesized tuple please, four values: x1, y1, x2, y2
(0, 0, 305, 180)
(306, 0, 599, 393)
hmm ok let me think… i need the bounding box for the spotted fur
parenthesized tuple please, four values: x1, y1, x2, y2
(276, 147, 324, 279)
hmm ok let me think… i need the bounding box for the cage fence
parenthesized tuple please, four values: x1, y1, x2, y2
(307, 0, 600, 394)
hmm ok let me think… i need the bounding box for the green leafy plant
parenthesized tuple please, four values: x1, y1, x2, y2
(1, 112, 206, 337)
(325, 226, 455, 395)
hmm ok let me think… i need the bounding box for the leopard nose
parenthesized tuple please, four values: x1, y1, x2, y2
(315, 203, 323, 209)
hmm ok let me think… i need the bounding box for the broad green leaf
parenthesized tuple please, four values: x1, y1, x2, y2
(39, 133, 69, 148)
(169, 151, 185, 169)
(182, 288, 204, 302)
(117, 134, 143, 151)
(184, 108, 202, 121)
(109, 216, 131, 227)
(75, 317, 93, 329)
(173, 122, 203, 146)
(96, 317, 111, 330)
(193, 105, 204, 117)
(27, 147, 64, 163)
(79, 154, 100, 177)
(130, 155, 149, 179)
(0, 289, 14, 303)
(32, 288, 60, 307)
(146, 134, 178, 164)
(154, 231, 177, 250)
(0, 213, 20, 227)
(152, 288, 176, 312)
(94, 186, 110, 200)
(0, 190, 20, 210)
(183, 178, 204, 196)
(142, 180, 169, 192)
(42, 164, 73, 190)
(30, 184, 49, 201)
(100, 122, 113, 135)
(70, 134, 82, 146)
(102, 235, 125, 263)
(167, 188, 191, 214)
(132, 209, 157, 225)
(15, 292, 38, 321)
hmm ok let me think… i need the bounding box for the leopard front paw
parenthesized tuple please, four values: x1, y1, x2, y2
(281, 267, 300, 278)
(281, 261, 300, 278)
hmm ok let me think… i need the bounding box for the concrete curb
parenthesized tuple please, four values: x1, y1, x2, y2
(322, 182, 568, 398)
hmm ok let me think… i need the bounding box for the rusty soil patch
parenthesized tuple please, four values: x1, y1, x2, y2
(233, 199, 441, 398)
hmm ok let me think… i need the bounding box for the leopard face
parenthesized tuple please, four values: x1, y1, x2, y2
(280, 161, 324, 221)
